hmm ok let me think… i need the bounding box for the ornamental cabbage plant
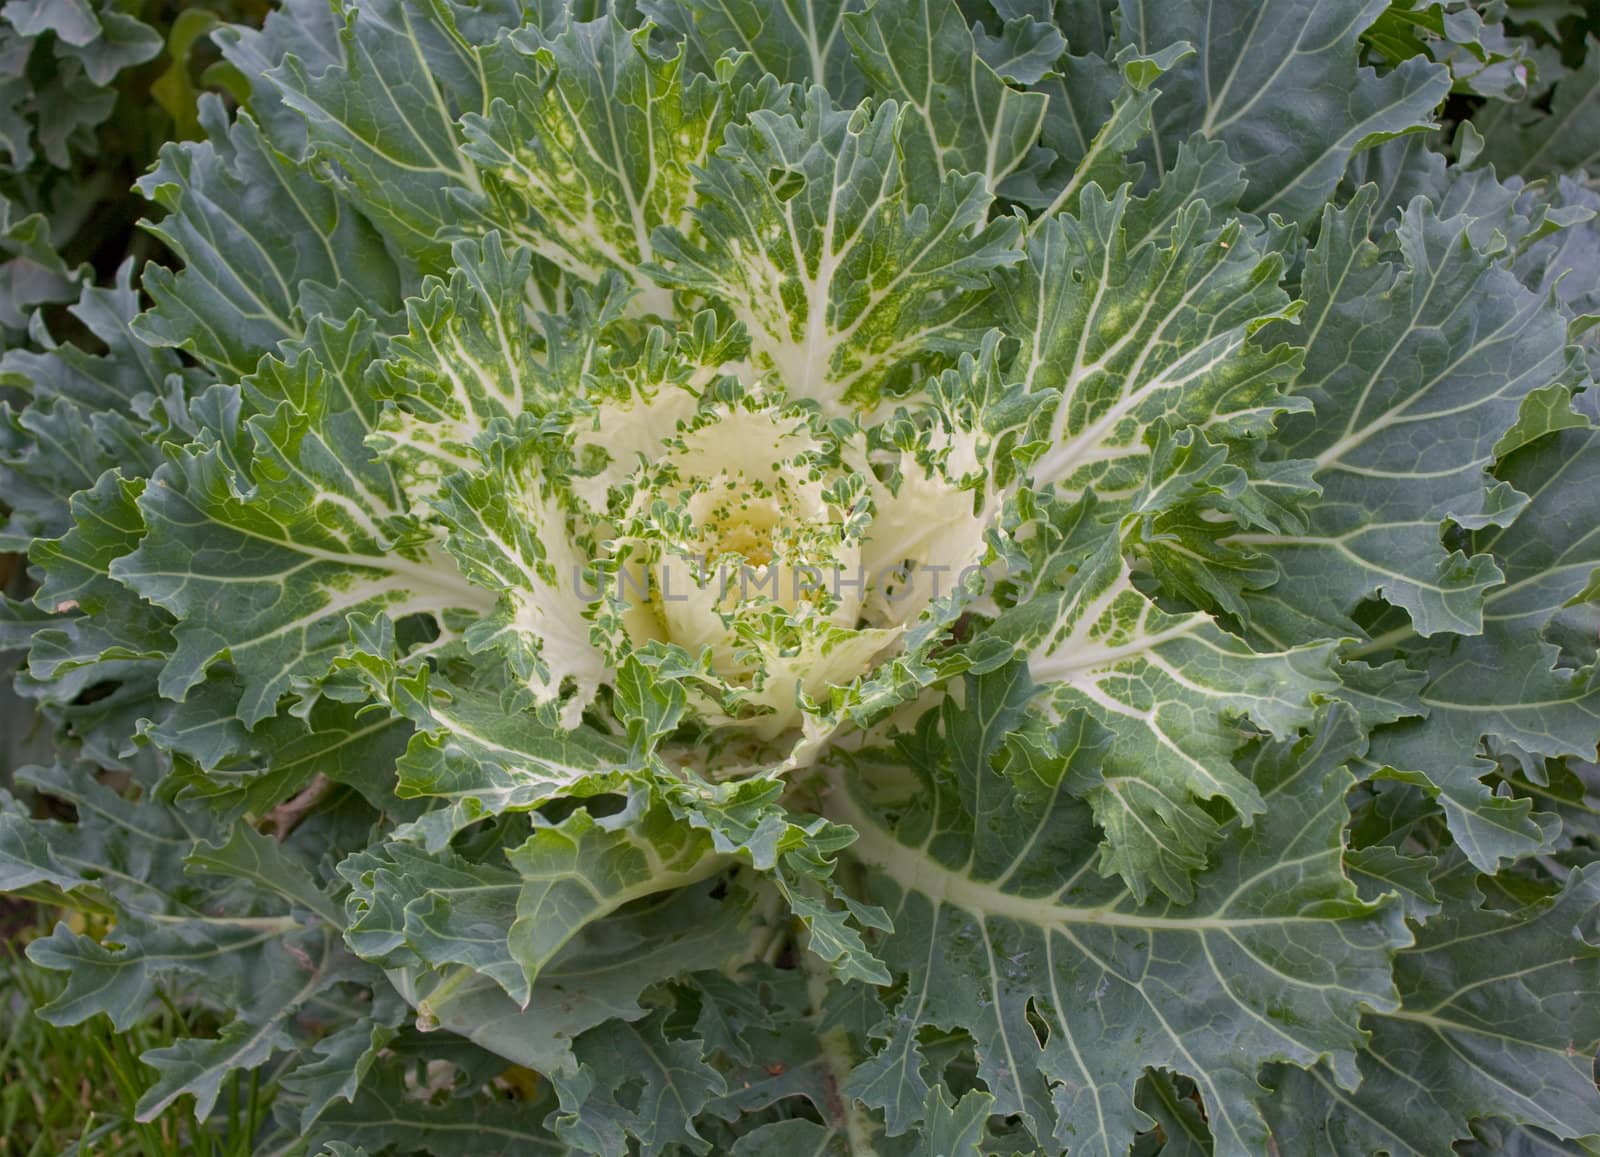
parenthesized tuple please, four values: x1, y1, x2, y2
(2, 0, 1600, 1152)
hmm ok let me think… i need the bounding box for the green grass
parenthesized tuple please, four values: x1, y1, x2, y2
(0, 909, 281, 1157)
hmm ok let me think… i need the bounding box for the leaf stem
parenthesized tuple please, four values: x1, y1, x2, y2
(1344, 624, 1418, 659)
(801, 931, 881, 1157)
(416, 964, 477, 1029)
(143, 914, 300, 932)
(741, 884, 790, 970)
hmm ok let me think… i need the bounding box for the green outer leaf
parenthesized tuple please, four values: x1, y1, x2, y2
(547, 1009, 727, 1156)
(830, 673, 1405, 1152)
(1120, 0, 1450, 225)
(1134, 1070, 1213, 1156)
(112, 384, 489, 727)
(369, 876, 762, 1075)
(385, 668, 629, 852)
(1359, 2, 1540, 103)
(506, 794, 731, 999)
(640, 0, 864, 100)
(302, 1063, 567, 1155)
(651, 90, 1022, 410)
(264, 0, 500, 265)
(993, 169, 1301, 509)
(1003, 42, 1196, 220)
(1246, 188, 1574, 642)
(915, 1085, 995, 1155)
(1366, 390, 1600, 870)
(464, 17, 742, 315)
(135, 99, 399, 378)
(842, 0, 1048, 191)
(995, 514, 1339, 902)
(1481, 37, 1600, 179)
(1264, 865, 1600, 1153)
(133, 925, 348, 1121)
(185, 823, 345, 926)
(1, 762, 202, 912)
(281, 1011, 403, 1131)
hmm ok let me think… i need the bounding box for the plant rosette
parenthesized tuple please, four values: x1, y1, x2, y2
(0, 0, 1598, 1153)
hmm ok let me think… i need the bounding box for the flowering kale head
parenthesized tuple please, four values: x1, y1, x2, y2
(2, 0, 1599, 1152)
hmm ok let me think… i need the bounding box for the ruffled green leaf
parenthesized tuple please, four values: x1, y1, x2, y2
(1247, 188, 1576, 642)
(1121, 0, 1450, 224)
(1263, 865, 1600, 1152)
(830, 674, 1406, 1150)
(842, 0, 1048, 191)
(652, 90, 1022, 410)
(1366, 390, 1600, 869)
